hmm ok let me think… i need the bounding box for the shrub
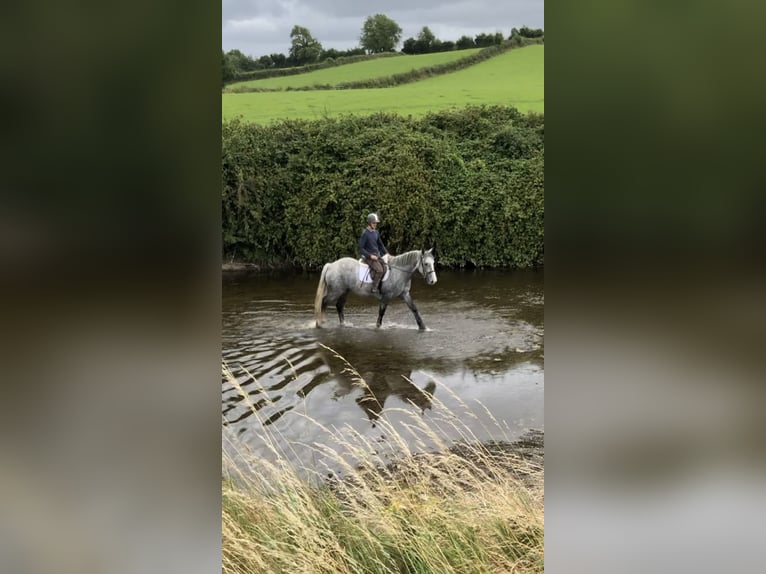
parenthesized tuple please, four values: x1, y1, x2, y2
(222, 106, 544, 268)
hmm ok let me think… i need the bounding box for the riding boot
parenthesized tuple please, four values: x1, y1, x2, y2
(371, 272, 382, 294)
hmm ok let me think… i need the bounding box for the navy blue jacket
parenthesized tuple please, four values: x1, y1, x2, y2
(358, 227, 388, 259)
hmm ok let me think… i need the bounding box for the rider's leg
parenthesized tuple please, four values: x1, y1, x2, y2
(371, 260, 383, 293)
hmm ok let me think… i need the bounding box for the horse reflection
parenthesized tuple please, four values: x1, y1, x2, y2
(355, 373, 436, 426)
(315, 333, 438, 426)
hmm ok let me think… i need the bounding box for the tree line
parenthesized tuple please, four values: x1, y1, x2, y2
(222, 13, 543, 82)
(222, 106, 544, 269)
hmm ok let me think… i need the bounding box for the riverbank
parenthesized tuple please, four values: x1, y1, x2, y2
(222, 431, 543, 574)
(222, 260, 545, 272)
(222, 261, 261, 271)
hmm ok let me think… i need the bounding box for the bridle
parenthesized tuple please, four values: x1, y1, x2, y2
(383, 252, 436, 281)
(419, 255, 437, 281)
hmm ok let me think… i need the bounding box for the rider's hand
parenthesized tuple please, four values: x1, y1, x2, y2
(371, 254, 377, 260)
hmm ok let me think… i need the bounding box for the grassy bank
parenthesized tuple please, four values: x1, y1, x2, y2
(222, 357, 544, 574)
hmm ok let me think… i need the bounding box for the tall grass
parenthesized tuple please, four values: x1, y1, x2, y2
(222, 349, 544, 574)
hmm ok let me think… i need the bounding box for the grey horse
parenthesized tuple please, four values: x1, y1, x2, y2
(314, 248, 437, 330)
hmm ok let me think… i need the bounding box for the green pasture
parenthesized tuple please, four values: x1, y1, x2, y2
(222, 45, 543, 124)
(224, 49, 482, 91)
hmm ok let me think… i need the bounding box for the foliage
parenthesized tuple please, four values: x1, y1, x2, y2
(474, 32, 505, 47)
(402, 27, 471, 55)
(456, 35, 476, 50)
(223, 49, 263, 84)
(518, 26, 545, 38)
(402, 26, 437, 55)
(289, 25, 323, 66)
(222, 50, 235, 85)
(222, 106, 544, 269)
(360, 14, 403, 54)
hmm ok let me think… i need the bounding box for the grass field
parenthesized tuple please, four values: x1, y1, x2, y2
(225, 49, 482, 91)
(222, 44, 544, 124)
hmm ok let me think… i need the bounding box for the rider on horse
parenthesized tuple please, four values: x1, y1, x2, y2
(358, 213, 389, 294)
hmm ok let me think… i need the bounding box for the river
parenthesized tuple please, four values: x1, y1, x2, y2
(222, 268, 543, 477)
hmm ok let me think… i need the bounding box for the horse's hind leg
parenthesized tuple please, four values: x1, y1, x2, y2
(319, 297, 329, 327)
(336, 292, 348, 325)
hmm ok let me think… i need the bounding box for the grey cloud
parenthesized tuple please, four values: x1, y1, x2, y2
(223, 0, 544, 58)
(222, 0, 291, 21)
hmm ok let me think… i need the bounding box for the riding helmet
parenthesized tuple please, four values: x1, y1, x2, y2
(366, 213, 380, 224)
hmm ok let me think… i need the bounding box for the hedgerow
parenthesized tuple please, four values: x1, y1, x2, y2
(222, 105, 543, 268)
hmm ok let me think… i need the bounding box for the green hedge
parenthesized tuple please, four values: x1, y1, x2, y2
(228, 52, 402, 85)
(222, 105, 543, 269)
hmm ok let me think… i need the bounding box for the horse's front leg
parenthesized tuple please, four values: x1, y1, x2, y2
(376, 300, 388, 328)
(401, 292, 426, 331)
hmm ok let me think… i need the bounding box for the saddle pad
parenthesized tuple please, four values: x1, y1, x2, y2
(357, 262, 391, 283)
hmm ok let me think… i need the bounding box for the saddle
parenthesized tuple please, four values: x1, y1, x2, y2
(357, 259, 391, 284)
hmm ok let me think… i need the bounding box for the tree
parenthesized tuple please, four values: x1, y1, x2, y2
(321, 48, 343, 61)
(518, 26, 544, 38)
(225, 49, 255, 73)
(456, 35, 476, 50)
(417, 26, 436, 51)
(401, 37, 418, 55)
(289, 25, 323, 65)
(360, 14, 402, 54)
(474, 32, 503, 48)
(257, 54, 274, 69)
(269, 52, 287, 68)
(222, 50, 235, 85)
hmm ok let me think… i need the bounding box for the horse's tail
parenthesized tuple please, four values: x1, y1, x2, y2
(314, 263, 329, 328)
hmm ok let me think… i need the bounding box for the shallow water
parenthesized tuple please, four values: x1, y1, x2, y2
(222, 268, 543, 475)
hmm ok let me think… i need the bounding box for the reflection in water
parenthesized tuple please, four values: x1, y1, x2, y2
(357, 379, 436, 425)
(222, 329, 445, 431)
(315, 338, 437, 426)
(221, 333, 331, 431)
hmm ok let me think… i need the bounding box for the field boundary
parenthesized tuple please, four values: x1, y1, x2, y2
(227, 52, 402, 85)
(226, 37, 543, 94)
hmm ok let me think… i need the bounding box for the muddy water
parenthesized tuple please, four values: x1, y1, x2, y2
(222, 268, 543, 476)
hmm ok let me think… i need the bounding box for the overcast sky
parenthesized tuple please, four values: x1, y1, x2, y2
(223, 0, 544, 58)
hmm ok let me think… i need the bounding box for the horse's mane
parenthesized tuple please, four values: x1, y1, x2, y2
(388, 250, 421, 267)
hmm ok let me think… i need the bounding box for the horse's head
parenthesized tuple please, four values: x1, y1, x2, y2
(419, 248, 438, 285)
